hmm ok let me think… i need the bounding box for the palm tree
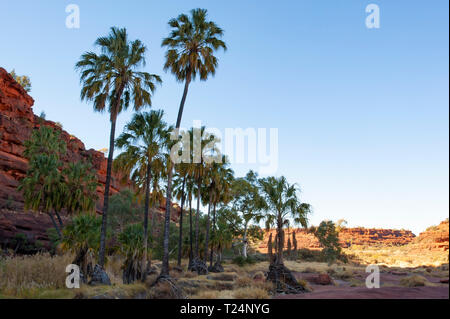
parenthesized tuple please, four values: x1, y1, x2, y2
(21, 126, 67, 229)
(76, 27, 161, 269)
(18, 154, 65, 239)
(258, 176, 311, 265)
(63, 161, 99, 216)
(173, 163, 191, 267)
(62, 214, 102, 282)
(23, 126, 66, 160)
(118, 223, 151, 284)
(114, 110, 171, 276)
(205, 156, 234, 267)
(160, 8, 226, 277)
(189, 126, 214, 260)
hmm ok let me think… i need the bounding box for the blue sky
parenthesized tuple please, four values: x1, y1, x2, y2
(0, 0, 448, 234)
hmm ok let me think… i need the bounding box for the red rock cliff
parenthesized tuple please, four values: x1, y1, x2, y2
(410, 220, 449, 252)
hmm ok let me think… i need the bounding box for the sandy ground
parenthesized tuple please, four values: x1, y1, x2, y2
(274, 271, 449, 299)
(276, 285, 449, 299)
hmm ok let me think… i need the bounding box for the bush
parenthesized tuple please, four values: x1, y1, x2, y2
(297, 248, 323, 262)
(312, 221, 346, 264)
(400, 275, 430, 287)
(232, 256, 257, 267)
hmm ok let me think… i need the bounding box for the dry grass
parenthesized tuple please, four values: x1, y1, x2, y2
(207, 272, 238, 282)
(2, 251, 447, 299)
(146, 281, 179, 299)
(233, 287, 269, 299)
(191, 290, 220, 299)
(0, 253, 73, 297)
(344, 245, 449, 267)
(399, 275, 434, 287)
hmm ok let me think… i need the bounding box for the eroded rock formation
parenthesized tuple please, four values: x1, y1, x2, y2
(410, 220, 449, 252)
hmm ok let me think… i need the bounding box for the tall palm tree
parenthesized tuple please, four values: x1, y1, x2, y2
(76, 27, 161, 269)
(208, 158, 234, 267)
(160, 8, 226, 277)
(259, 176, 311, 265)
(114, 110, 171, 275)
(188, 126, 215, 260)
(173, 163, 191, 267)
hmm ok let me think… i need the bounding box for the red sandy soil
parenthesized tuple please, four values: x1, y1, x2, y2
(275, 286, 449, 299)
(274, 271, 449, 299)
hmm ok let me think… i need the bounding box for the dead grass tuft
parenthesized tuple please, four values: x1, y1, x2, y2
(0, 253, 73, 297)
(399, 275, 432, 287)
(233, 287, 269, 299)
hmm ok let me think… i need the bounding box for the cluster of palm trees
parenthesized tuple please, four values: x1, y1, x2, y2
(68, 8, 312, 284)
(75, 8, 227, 280)
(19, 126, 98, 239)
(112, 112, 235, 275)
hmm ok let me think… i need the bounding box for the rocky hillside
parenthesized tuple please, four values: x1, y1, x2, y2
(410, 220, 449, 252)
(0, 67, 180, 251)
(256, 227, 416, 253)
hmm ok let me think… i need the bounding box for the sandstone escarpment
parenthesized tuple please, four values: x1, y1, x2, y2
(410, 220, 449, 252)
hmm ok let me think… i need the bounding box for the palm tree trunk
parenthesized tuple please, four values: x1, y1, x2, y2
(48, 212, 62, 239)
(151, 189, 157, 243)
(209, 202, 217, 267)
(98, 117, 117, 268)
(175, 76, 191, 129)
(177, 176, 186, 267)
(276, 218, 284, 265)
(188, 197, 193, 264)
(160, 73, 191, 277)
(161, 162, 173, 277)
(203, 189, 213, 263)
(195, 178, 201, 258)
(55, 211, 64, 228)
(142, 160, 151, 277)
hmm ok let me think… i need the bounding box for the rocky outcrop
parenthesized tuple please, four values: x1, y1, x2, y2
(257, 227, 416, 253)
(0, 67, 181, 251)
(338, 227, 415, 247)
(410, 220, 449, 252)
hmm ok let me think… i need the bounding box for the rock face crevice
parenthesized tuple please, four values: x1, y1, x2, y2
(0, 67, 180, 251)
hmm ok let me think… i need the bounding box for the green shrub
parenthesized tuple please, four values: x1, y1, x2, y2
(312, 221, 347, 264)
(232, 256, 257, 266)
